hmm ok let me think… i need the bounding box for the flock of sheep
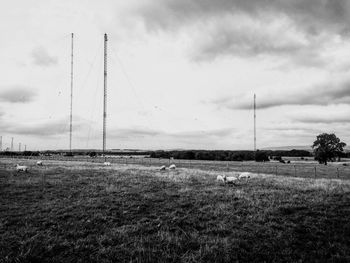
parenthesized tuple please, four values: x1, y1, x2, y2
(159, 164, 252, 185)
(159, 164, 176, 170)
(15, 161, 43, 173)
(14, 161, 251, 185)
(216, 172, 251, 185)
(15, 161, 176, 171)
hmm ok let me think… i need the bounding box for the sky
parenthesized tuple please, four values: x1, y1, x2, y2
(0, 0, 350, 151)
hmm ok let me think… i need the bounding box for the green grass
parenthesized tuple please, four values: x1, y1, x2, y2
(0, 158, 349, 262)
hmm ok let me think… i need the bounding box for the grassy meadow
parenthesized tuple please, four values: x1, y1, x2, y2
(0, 158, 349, 262)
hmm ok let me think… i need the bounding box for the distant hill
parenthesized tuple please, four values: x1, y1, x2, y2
(261, 145, 313, 151)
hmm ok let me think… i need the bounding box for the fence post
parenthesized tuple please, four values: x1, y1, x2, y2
(294, 165, 296, 177)
(314, 167, 317, 178)
(337, 167, 339, 178)
(41, 169, 45, 192)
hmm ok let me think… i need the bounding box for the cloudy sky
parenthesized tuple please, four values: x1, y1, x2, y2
(1, 0, 350, 151)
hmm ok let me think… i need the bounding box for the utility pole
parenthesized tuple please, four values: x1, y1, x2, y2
(11, 137, 14, 151)
(0, 136, 2, 151)
(103, 33, 108, 160)
(70, 33, 74, 153)
(19, 142, 21, 152)
(254, 94, 256, 152)
(25, 144, 27, 151)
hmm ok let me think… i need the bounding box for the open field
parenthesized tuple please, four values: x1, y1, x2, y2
(1, 158, 350, 262)
(3, 155, 350, 179)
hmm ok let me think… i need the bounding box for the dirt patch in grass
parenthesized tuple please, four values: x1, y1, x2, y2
(0, 159, 349, 262)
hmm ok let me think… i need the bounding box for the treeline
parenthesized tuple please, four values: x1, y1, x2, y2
(6, 149, 346, 162)
(0, 151, 40, 156)
(149, 149, 312, 162)
(263, 149, 312, 157)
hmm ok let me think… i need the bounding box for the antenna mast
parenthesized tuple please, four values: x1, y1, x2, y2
(103, 33, 108, 159)
(69, 33, 74, 153)
(254, 94, 256, 152)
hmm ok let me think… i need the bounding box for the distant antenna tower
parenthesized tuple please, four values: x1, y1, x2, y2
(69, 33, 74, 153)
(25, 144, 27, 151)
(254, 94, 256, 152)
(19, 142, 21, 152)
(11, 137, 14, 151)
(103, 33, 108, 159)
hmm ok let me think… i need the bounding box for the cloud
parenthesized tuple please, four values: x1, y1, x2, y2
(0, 117, 89, 137)
(109, 126, 234, 140)
(0, 86, 37, 103)
(190, 14, 314, 61)
(136, 0, 350, 36)
(31, 46, 58, 66)
(131, 0, 350, 61)
(209, 79, 350, 110)
(292, 115, 350, 124)
(109, 127, 162, 139)
(289, 105, 350, 124)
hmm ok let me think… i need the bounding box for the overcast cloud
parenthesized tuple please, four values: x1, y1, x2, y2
(0, 117, 89, 137)
(0, 0, 349, 150)
(209, 78, 350, 110)
(0, 86, 37, 103)
(32, 46, 58, 66)
(131, 0, 350, 62)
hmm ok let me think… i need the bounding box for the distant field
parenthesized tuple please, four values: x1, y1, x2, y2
(1, 158, 349, 262)
(4, 155, 350, 179)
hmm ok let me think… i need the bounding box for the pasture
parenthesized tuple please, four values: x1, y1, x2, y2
(1, 158, 349, 262)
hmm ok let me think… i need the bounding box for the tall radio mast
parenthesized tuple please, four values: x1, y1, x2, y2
(254, 94, 256, 152)
(103, 33, 108, 159)
(69, 33, 74, 153)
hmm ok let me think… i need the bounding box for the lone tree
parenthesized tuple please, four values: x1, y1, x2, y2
(312, 133, 346, 165)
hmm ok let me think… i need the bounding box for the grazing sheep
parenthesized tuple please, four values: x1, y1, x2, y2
(223, 175, 238, 184)
(36, 161, 43, 166)
(16, 164, 28, 173)
(238, 172, 251, 179)
(216, 175, 225, 183)
(169, 164, 176, 170)
(160, 165, 166, 171)
(104, 162, 111, 166)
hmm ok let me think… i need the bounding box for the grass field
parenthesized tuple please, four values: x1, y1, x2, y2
(5, 155, 350, 180)
(1, 158, 349, 262)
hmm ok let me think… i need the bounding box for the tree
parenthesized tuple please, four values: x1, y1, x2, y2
(312, 133, 346, 165)
(255, 150, 269, 162)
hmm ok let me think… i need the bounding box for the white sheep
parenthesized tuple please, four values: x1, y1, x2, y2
(104, 162, 111, 166)
(160, 165, 166, 171)
(36, 161, 43, 166)
(16, 164, 28, 173)
(238, 172, 251, 179)
(216, 175, 225, 183)
(223, 174, 238, 184)
(169, 164, 176, 170)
